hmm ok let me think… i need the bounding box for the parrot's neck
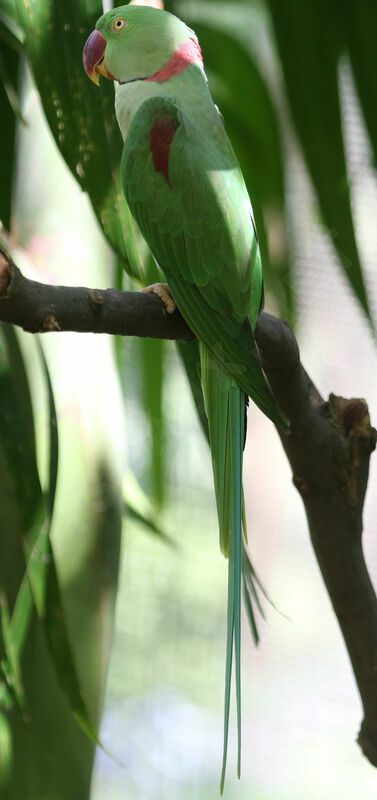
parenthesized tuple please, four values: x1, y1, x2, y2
(115, 65, 214, 141)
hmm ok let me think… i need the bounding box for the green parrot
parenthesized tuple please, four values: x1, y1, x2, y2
(83, 5, 287, 791)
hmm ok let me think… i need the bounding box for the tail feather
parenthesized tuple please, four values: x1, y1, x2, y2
(229, 385, 243, 784)
(200, 346, 243, 794)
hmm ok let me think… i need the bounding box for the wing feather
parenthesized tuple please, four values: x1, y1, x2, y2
(121, 96, 285, 426)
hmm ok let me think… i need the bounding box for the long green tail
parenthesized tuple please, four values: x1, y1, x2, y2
(200, 345, 244, 794)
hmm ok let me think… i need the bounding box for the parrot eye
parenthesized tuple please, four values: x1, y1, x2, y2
(112, 18, 127, 31)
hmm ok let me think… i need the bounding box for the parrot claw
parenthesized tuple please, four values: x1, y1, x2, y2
(141, 282, 176, 314)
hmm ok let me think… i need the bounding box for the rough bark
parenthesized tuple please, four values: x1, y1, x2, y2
(0, 251, 193, 340)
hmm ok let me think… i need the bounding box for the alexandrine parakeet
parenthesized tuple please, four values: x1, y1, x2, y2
(83, 6, 287, 790)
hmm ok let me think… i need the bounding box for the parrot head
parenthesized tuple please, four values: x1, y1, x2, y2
(83, 5, 201, 86)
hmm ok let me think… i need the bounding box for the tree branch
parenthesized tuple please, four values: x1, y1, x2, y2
(0, 250, 194, 340)
(256, 313, 377, 766)
(1, 249, 376, 766)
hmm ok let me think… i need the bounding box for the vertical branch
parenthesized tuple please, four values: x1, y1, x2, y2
(256, 312, 377, 765)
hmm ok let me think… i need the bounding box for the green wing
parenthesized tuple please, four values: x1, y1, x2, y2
(121, 96, 284, 427)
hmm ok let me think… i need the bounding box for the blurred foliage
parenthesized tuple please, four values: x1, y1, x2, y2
(0, 0, 376, 797)
(266, 0, 372, 325)
(344, 0, 377, 173)
(0, 325, 95, 799)
(0, 41, 19, 229)
(16, 0, 150, 282)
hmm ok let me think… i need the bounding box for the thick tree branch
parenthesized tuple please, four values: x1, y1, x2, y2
(0, 250, 194, 340)
(1, 249, 377, 766)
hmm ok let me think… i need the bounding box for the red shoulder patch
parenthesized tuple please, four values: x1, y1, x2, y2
(147, 39, 204, 83)
(150, 115, 177, 187)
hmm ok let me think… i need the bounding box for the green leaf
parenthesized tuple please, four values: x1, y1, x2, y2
(0, 320, 34, 710)
(0, 41, 19, 230)
(37, 342, 59, 518)
(2, 573, 32, 675)
(139, 337, 166, 507)
(136, 251, 167, 506)
(0, 0, 19, 24)
(0, 324, 99, 746)
(24, 511, 102, 743)
(0, 710, 12, 791)
(0, 340, 59, 714)
(0, 0, 23, 49)
(242, 577, 259, 646)
(242, 545, 266, 622)
(267, 0, 373, 327)
(0, 591, 25, 707)
(176, 339, 209, 441)
(0, 43, 24, 122)
(0, 13, 23, 51)
(17, 0, 151, 282)
(123, 471, 174, 546)
(344, 0, 377, 172)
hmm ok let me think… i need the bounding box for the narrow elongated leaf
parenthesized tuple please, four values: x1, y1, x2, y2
(0, 325, 99, 745)
(344, 0, 377, 171)
(0, 0, 19, 24)
(0, 711, 12, 791)
(242, 546, 266, 622)
(0, 44, 24, 124)
(0, 12, 23, 51)
(242, 578, 259, 645)
(37, 341, 59, 517)
(0, 318, 34, 710)
(0, 340, 60, 714)
(17, 0, 151, 281)
(23, 512, 101, 743)
(176, 339, 209, 440)
(0, 40, 19, 230)
(267, 0, 372, 326)
(3, 572, 33, 669)
(0, 0, 23, 47)
(114, 254, 168, 507)
(124, 471, 174, 545)
(139, 337, 166, 506)
(0, 591, 25, 706)
(137, 252, 167, 506)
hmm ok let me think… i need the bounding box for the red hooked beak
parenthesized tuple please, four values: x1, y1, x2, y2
(83, 30, 114, 85)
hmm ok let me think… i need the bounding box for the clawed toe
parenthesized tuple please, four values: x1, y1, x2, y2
(141, 282, 176, 314)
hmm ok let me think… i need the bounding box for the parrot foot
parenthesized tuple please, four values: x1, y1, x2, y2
(141, 282, 176, 314)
